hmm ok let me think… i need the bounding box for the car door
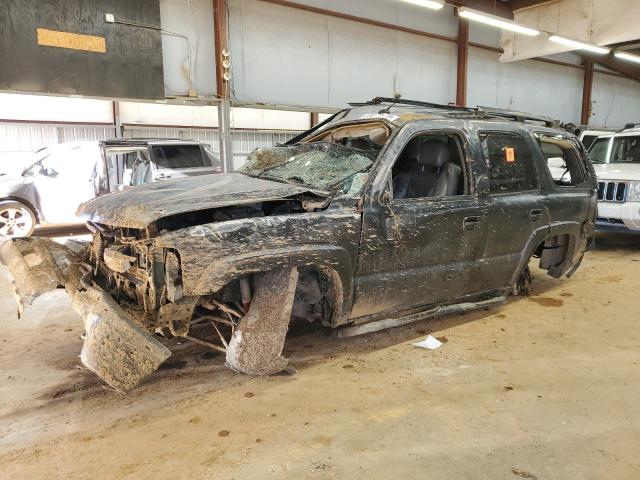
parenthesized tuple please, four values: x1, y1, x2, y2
(33, 143, 101, 224)
(535, 132, 597, 276)
(474, 128, 550, 291)
(149, 144, 216, 182)
(349, 123, 486, 320)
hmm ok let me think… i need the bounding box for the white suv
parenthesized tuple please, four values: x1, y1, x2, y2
(588, 126, 640, 232)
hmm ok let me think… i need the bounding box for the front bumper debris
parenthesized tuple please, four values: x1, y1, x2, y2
(0, 237, 171, 393)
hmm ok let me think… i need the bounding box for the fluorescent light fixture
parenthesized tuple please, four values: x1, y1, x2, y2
(614, 51, 640, 64)
(458, 7, 539, 36)
(548, 35, 609, 55)
(399, 0, 444, 10)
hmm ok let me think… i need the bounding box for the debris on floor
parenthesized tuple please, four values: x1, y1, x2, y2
(412, 335, 443, 350)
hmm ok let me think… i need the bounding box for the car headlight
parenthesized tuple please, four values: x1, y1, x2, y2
(629, 182, 640, 202)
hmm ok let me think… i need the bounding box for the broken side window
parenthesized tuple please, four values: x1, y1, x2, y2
(535, 133, 589, 188)
(391, 133, 467, 199)
(479, 132, 538, 194)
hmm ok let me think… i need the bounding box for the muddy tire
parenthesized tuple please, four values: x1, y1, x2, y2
(0, 201, 36, 239)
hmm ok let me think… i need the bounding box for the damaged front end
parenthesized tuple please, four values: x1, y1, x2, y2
(0, 237, 171, 394)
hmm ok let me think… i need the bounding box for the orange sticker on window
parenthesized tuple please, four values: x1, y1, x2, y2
(504, 147, 515, 163)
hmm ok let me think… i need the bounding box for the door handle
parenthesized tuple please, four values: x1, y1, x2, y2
(529, 209, 543, 222)
(463, 216, 481, 230)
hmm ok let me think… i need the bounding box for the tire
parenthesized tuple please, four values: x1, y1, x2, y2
(0, 201, 37, 239)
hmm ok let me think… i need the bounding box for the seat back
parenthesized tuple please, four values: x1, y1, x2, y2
(393, 138, 462, 198)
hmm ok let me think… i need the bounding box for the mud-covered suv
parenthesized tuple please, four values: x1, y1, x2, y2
(0, 98, 597, 393)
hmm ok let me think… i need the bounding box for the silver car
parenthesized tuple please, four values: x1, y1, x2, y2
(0, 139, 221, 237)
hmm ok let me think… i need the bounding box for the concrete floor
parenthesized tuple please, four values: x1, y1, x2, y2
(0, 233, 639, 479)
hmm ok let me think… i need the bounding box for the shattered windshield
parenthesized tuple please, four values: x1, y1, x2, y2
(238, 142, 377, 192)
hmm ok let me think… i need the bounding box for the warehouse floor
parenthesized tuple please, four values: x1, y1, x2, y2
(0, 233, 639, 479)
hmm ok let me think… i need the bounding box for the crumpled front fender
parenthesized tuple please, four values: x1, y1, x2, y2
(0, 237, 171, 393)
(0, 237, 80, 315)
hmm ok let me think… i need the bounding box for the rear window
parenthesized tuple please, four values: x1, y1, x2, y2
(152, 145, 207, 169)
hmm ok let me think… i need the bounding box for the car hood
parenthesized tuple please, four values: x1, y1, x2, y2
(78, 172, 323, 229)
(593, 163, 640, 181)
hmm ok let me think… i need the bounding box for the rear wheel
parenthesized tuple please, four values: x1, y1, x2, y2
(0, 201, 36, 238)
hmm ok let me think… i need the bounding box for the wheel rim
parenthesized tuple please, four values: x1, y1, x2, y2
(0, 207, 33, 237)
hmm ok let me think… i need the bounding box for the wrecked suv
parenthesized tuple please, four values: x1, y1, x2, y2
(0, 98, 597, 393)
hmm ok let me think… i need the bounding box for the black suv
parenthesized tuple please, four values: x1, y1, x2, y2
(1, 98, 597, 393)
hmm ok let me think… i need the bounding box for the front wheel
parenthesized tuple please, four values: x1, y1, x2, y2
(0, 201, 36, 238)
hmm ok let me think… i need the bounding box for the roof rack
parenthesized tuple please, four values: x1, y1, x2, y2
(478, 106, 559, 128)
(354, 96, 477, 112)
(350, 97, 563, 127)
(623, 122, 640, 131)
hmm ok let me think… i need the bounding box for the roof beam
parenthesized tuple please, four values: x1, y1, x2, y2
(582, 52, 640, 83)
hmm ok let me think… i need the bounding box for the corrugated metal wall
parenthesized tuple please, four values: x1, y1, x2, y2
(0, 123, 116, 175)
(0, 122, 299, 175)
(0, 123, 115, 152)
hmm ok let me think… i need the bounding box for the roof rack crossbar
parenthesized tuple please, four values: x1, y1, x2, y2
(359, 97, 477, 112)
(478, 106, 559, 127)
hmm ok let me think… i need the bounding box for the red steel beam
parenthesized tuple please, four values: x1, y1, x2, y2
(456, 16, 469, 106)
(213, 0, 229, 98)
(581, 59, 594, 125)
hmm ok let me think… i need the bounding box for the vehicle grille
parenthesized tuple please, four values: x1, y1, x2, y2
(597, 181, 628, 202)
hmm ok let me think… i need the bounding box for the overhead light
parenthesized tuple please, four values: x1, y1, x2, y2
(614, 51, 640, 64)
(548, 35, 609, 55)
(458, 7, 539, 36)
(399, 0, 444, 10)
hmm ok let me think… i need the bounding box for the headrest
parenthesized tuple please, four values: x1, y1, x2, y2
(417, 140, 450, 168)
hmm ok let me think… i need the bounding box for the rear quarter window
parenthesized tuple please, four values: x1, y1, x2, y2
(152, 145, 207, 169)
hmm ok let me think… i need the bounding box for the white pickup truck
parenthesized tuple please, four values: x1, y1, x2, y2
(587, 126, 640, 232)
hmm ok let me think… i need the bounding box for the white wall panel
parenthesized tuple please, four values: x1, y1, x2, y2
(468, 48, 583, 124)
(230, 0, 330, 107)
(120, 101, 219, 127)
(280, 0, 457, 37)
(229, 0, 456, 108)
(160, 0, 217, 97)
(0, 94, 113, 123)
(591, 73, 640, 128)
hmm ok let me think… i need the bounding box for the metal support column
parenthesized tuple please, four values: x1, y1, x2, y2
(456, 15, 469, 107)
(214, 0, 233, 171)
(581, 59, 594, 126)
(218, 99, 233, 172)
(113, 101, 123, 138)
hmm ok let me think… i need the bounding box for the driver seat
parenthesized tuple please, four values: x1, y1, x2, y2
(409, 140, 461, 197)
